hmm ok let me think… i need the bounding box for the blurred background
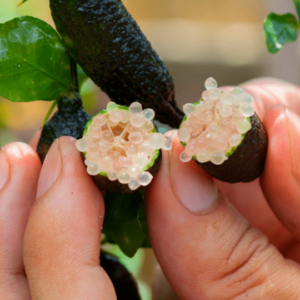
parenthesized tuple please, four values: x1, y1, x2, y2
(0, 0, 299, 299)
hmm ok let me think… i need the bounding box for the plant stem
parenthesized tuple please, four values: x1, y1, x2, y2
(17, 0, 27, 7)
(41, 99, 58, 127)
(70, 56, 79, 93)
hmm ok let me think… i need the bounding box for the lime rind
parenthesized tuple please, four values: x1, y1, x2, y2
(142, 143, 159, 171)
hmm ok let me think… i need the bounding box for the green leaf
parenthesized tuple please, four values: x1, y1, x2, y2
(294, 0, 300, 20)
(0, 16, 72, 102)
(0, 102, 6, 128)
(103, 192, 146, 258)
(137, 195, 151, 248)
(264, 13, 298, 53)
(77, 65, 88, 91)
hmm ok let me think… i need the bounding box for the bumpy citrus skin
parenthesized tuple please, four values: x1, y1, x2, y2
(37, 92, 90, 163)
(50, 0, 184, 128)
(194, 112, 268, 183)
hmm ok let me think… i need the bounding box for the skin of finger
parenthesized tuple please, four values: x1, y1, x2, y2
(241, 77, 300, 117)
(260, 105, 300, 242)
(147, 136, 300, 300)
(23, 137, 117, 300)
(152, 264, 180, 300)
(214, 179, 294, 252)
(0, 143, 41, 300)
(29, 128, 42, 151)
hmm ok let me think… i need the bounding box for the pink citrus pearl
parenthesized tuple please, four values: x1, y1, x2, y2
(185, 142, 198, 156)
(113, 162, 123, 173)
(102, 130, 114, 142)
(109, 151, 121, 162)
(128, 132, 143, 144)
(130, 113, 145, 127)
(195, 136, 207, 150)
(119, 156, 133, 167)
(125, 143, 138, 157)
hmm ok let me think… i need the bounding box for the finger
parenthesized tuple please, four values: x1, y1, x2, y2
(23, 136, 117, 300)
(241, 77, 300, 118)
(220, 78, 300, 120)
(147, 133, 300, 299)
(214, 78, 300, 248)
(260, 105, 300, 241)
(29, 128, 42, 151)
(214, 178, 293, 251)
(0, 143, 41, 300)
(152, 264, 180, 300)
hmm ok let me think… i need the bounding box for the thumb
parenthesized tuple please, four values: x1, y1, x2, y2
(147, 132, 300, 300)
(23, 137, 117, 300)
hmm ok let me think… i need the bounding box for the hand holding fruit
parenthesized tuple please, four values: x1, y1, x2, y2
(1, 78, 300, 299)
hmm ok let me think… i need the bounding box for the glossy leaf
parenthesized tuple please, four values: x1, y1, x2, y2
(264, 13, 298, 53)
(103, 192, 146, 258)
(77, 65, 88, 91)
(294, 0, 300, 20)
(0, 102, 6, 128)
(137, 196, 151, 248)
(0, 16, 72, 102)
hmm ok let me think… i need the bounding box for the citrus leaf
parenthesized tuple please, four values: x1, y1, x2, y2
(103, 192, 146, 258)
(294, 0, 300, 20)
(137, 196, 151, 248)
(77, 65, 88, 91)
(0, 16, 72, 102)
(264, 12, 298, 53)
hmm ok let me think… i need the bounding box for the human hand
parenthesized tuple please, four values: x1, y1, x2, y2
(0, 78, 299, 300)
(150, 78, 300, 299)
(0, 136, 119, 299)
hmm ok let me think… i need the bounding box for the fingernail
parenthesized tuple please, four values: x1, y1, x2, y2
(170, 135, 218, 214)
(285, 107, 300, 180)
(37, 140, 62, 199)
(0, 147, 9, 190)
